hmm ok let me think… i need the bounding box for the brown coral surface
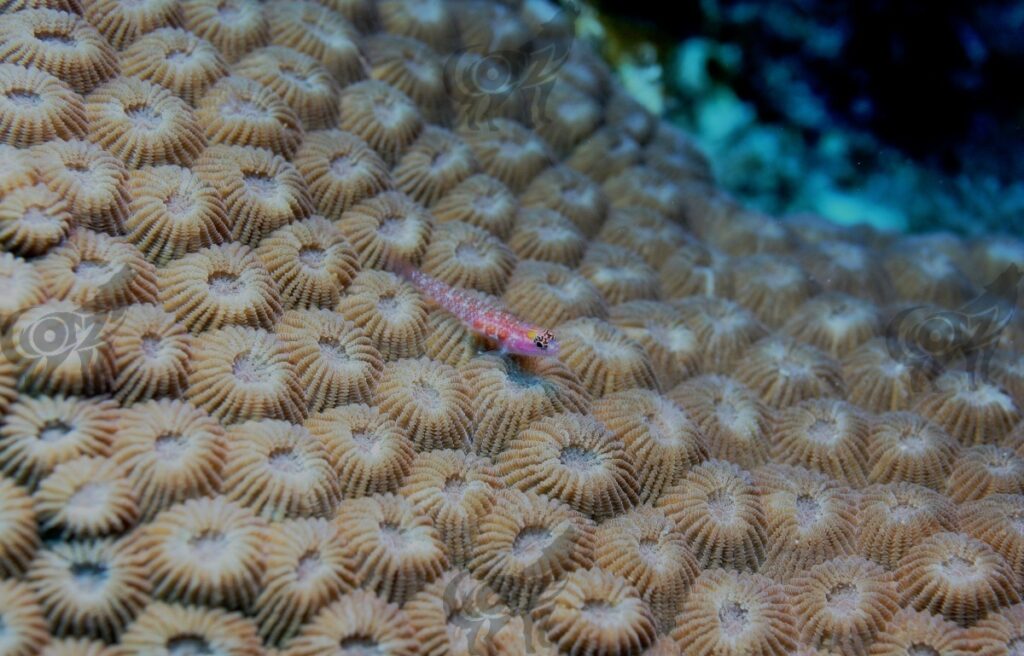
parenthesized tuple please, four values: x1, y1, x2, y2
(3, 2, 1023, 653)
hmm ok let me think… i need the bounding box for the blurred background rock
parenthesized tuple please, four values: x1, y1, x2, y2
(584, 0, 1024, 236)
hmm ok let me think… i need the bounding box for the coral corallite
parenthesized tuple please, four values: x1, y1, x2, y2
(962, 603, 1024, 656)
(305, 403, 414, 499)
(403, 570, 513, 656)
(336, 191, 434, 270)
(337, 80, 423, 166)
(393, 127, 478, 207)
(33, 138, 129, 235)
(124, 164, 231, 264)
(0, 395, 117, 490)
(656, 459, 768, 572)
(195, 76, 303, 158)
(0, 476, 39, 577)
(0, 64, 86, 149)
(0, 578, 50, 656)
(498, 412, 640, 521)
(335, 268, 428, 361)
(959, 494, 1024, 584)
(530, 567, 657, 656)
(670, 568, 798, 656)
(593, 389, 708, 505)
(180, 0, 268, 64)
(134, 495, 267, 611)
(461, 352, 591, 458)
(771, 399, 871, 488)
(185, 326, 306, 424)
(159, 241, 282, 333)
(252, 517, 358, 646)
(193, 143, 313, 246)
(841, 338, 937, 413)
(594, 505, 701, 633)
(865, 412, 960, 491)
(117, 602, 262, 655)
(420, 220, 517, 295)
(34, 455, 139, 538)
(374, 356, 473, 452)
(676, 296, 768, 375)
(669, 374, 773, 471)
(857, 482, 960, 571)
(896, 531, 1021, 626)
(109, 303, 192, 405)
(233, 46, 340, 130)
(85, 77, 206, 169)
(756, 464, 859, 582)
(609, 299, 702, 389)
(222, 419, 341, 521)
(913, 370, 1021, 447)
(869, 608, 972, 656)
(112, 399, 225, 521)
(284, 589, 417, 656)
(0, 9, 118, 95)
(363, 34, 448, 126)
(555, 318, 659, 398)
(398, 449, 500, 568)
(502, 259, 608, 327)
(432, 173, 517, 240)
(735, 336, 846, 410)
(468, 488, 596, 613)
(277, 308, 383, 412)
(519, 165, 608, 238)
(8, 301, 116, 397)
(946, 444, 1024, 503)
(789, 556, 901, 656)
(36, 229, 158, 311)
(333, 493, 448, 605)
(27, 537, 150, 643)
(120, 28, 227, 106)
(265, 1, 366, 87)
(292, 129, 392, 221)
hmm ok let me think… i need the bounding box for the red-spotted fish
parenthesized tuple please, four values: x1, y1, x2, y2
(389, 259, 559, 357)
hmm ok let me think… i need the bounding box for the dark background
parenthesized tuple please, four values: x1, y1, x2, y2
(594, 0, 1024, 182)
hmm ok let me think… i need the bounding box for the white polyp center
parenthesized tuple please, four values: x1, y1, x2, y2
(155, 433, 187, 460)
(231, 353, 267, 384)
(795, 493, 822, 529)
(39, 420, 71, 443)
(299, 246, 326, 268)
(717, 601, 749, 637)
(243, 172, 280, 199)
(806, 417, 840, 445)
(208, 272, 242, 295)
(268, 447, 304, 474)
(559, 445, 600, 472)
(707, 488, 737, 522)
(125, 103, 163, 131)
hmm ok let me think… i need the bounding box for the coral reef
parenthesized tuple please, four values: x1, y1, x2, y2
(1, 1, 1023, 652)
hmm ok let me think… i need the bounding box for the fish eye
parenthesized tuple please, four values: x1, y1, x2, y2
(534, 337, 546, 349)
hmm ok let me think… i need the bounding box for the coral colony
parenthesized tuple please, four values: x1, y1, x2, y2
(1, 0, 1024, 654)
